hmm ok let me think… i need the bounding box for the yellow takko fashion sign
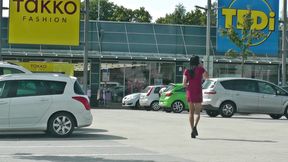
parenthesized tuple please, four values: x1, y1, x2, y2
(13, 62, 74, 76)
(8, 0, 80, 46)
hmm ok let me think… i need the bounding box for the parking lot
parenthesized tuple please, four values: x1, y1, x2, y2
(0, 108, 287, 162)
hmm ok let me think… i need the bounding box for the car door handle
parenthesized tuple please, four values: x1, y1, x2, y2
(0, 101, 8, 105)
(235, 94, 240, 96)
(40, 99, 49, 102)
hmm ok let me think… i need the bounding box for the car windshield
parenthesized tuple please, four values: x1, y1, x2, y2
(202, 80, 215, 89)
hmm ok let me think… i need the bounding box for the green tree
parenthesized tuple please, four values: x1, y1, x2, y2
(112, 6, 133, 22)
(156, 3, 187, 24)
(195, 2, 217, 26)
(210, 2, 218, 26)
(155, 14, 173, 24)
(132, 7, 152, 23)
(220, 10, 266, 77)
(184, 8, 206, 25)
(82, 0, 152, 23)
(156, 3, 207, 25)
(81, 0, 116, 21)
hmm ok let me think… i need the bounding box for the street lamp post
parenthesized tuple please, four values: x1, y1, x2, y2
(97, 0, 100, 21)
(0, 0, 3, 61)
(206, 0, 211, 77)
(83, 0, 89, 94)
(195, 0, 212, 77)
(282, 0, 287, 86)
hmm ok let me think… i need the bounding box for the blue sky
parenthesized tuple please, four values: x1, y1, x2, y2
(109, 0, 214, 21)
(2, 0, 214, 21)
(3, 0, 284, 21)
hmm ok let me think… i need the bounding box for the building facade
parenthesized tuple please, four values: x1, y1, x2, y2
(0, 18, 285, 106)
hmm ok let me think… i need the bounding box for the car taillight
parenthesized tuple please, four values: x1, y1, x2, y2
(146, 87, 153, 96)
(165, 92, 173, 96)
(204, 91, 216, 94)
(72, 96, 91, 110)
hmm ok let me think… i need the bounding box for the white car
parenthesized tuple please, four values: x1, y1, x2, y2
(122, 93, 140, 109)
(202, 77, 288, 119)
(0, 73, 93, 137)
(139, 85, 166, 111)
(0, 62, 31, 75)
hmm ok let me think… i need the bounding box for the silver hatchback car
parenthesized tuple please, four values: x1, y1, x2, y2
(202, 78, 288, 119)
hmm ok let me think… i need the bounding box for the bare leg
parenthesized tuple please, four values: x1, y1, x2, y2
(188, 102, 195, 131)
(194, 103, 202, 128)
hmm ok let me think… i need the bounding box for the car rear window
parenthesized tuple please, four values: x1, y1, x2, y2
(74, 81, 85, 95)
(221, 80, 257, 92)
(202, 80, 215, 89)
(46, 81, 67, 95)
(220, 80, 235, 90)
(164, 84, 175, 92)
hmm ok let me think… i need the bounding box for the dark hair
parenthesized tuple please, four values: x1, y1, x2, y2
(189, 56, 200, 78)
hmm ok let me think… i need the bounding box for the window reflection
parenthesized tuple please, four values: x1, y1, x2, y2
(214, 63, 278, 84)
(100, 61, 175, 103)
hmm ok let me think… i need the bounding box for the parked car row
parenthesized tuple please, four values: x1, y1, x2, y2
(202, 77, 288, 119)
(122, 85, 166, 111)
(159, 83, 188, 113)
(124, 77, 288, 120)
(0, 62, 93, 137)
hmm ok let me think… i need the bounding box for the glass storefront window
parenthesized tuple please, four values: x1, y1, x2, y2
(100, 61, 175, 103)
(214, 63, 278, 84)
(150, 62, 175, 85)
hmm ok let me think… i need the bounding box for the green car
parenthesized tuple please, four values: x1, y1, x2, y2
(159, 83, 189, 113)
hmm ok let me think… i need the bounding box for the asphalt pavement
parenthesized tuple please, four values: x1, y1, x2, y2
(0, 108, 287, 162)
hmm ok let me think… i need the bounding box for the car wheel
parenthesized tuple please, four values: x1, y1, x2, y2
(172, 101, 184, 113)
(269, 114, 282, 119)
(220, 101, 236, 118)
(151, 101, 161, 111)
(134, 100, 140, 109)
(206, 110, 219, 117)
(47, 112, 75, 137)
(285, 108, 288, 119)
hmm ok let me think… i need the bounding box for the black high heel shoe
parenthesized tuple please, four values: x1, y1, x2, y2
(193, 127, 198, 136)
(191, 131, 196, 138)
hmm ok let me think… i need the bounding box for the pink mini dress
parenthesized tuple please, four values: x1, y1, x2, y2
(184, 66, 205, 103)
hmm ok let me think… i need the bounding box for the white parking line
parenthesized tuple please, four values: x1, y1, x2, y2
(0, 145, 130, 148)
(0, 153, 161, 157)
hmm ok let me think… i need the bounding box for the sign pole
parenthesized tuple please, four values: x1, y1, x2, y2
(0, 0, 3, 61)
(83, 0, 89, 94)
(206, 0, 211, 77)
(282, 0, 287, 86)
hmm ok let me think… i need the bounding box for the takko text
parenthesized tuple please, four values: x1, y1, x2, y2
(12, 0, 78, 14)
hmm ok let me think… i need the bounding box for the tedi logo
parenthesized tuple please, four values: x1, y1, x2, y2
(221, 0, 276, 46)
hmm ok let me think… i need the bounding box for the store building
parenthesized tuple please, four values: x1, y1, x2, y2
(0, 18, 284, 106)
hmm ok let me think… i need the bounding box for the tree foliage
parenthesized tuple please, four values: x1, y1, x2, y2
(81, 0, 152, 23)
(156, 2, 217, 26)
(132, 7, 152, 23)
(82, 0, 217, 26)
(220, 10, 266, 76)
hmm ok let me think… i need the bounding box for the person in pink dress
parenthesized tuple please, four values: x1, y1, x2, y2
(183, 56, 208, 138)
